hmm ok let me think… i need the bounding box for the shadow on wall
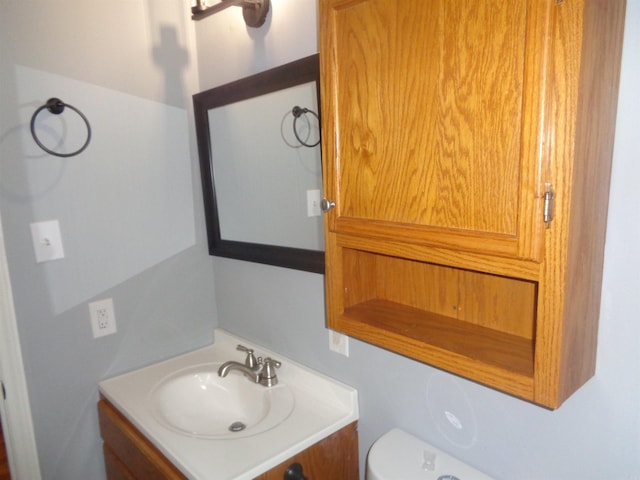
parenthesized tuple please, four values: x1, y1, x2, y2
(152, 25, 189, 108)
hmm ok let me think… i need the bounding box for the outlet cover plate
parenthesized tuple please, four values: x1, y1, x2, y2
(328, 329, 349, 357)
(89, 298, 117, 338)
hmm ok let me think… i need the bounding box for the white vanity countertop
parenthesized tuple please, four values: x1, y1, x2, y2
(99, 329, 359, 480)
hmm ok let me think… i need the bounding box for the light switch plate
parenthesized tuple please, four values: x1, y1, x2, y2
(307, 189, 322, 217)
(30, 220, 65, 263)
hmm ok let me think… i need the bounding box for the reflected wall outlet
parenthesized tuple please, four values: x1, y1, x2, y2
(328, 329, 349, 357)
(89, 298, 117, 338)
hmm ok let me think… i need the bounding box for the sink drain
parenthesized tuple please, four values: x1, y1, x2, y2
(228, 421, 247, 433)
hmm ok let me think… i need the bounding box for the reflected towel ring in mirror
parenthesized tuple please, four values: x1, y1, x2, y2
(30, 97, 92, 158)
(292, 106, 320, 148)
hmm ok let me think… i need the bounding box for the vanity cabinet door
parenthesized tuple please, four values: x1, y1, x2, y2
(320, 0, 550, 261)
(254, 422, 358, 480)
(98, 399, 187, 480)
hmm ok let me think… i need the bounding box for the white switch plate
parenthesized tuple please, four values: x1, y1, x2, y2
(30, 220, 65, 263)
(328, 329, 349, 357)
(307, 189, 322, 217)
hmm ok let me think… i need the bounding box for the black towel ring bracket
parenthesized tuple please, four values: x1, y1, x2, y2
(291, 105, 320, 148)
(30, 97, 92, 158)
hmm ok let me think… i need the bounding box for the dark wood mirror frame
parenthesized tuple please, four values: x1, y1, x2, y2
(193, 55, 324, 273)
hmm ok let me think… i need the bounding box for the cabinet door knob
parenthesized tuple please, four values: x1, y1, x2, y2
(283, 462, 308, 480)
(321, 198, 335, 213)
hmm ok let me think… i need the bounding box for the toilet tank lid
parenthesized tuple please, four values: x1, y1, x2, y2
(366, 428, 496, 480)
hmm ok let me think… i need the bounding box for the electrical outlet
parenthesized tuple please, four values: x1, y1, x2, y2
(328, 329, 349, 357)
(89, 298, 117, 338)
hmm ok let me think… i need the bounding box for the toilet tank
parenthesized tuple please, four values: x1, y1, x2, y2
(366, 429, 496, 480)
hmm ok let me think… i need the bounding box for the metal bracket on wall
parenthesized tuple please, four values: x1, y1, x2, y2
(191, 0, 270, 27)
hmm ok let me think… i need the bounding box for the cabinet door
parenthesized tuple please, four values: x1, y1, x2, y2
(254, 422, 358, 479)
(320, 0, 553, 261)
(98, 400, 187, 480)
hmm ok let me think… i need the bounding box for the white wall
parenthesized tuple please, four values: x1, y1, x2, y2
(0, 2, 218, 479)
(201, 1, 640, 479)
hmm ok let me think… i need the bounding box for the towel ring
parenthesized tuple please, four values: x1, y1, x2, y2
(291, 106, 320, 148)
(30, 98, 92, 157)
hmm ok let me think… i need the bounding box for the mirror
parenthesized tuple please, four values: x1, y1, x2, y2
(194, 55, 324, 273)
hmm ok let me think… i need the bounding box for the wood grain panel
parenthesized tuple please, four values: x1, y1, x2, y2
(98, 400, 187, 480)
(556, 0, 625, 405)
(321, 0, 552, 261)
(375, 255, 459, 319)
(342, 248, 378, 308)
(103, 446, 136, 480)
(341, 248, 537, 338)
(339, 300, 534, 398)
(459, 269, 537, 339)
(254, 422, 359, 480)
(336, 234, 542, 280)
(332, 0, 526, 234)
(533, 0, 626, 407)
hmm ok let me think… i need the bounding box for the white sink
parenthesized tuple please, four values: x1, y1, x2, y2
(99, 329, 358, 480)
(150, 364, 294, 439)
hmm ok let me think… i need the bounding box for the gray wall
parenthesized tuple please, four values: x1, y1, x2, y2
(0, 2, 217, 479)
(0, 1, 638, 479)
(199, 2, 640, 479)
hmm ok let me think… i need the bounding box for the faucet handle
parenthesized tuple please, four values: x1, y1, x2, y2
(262, 357, 281, 367)
(236, 344, 258, 369)
(259, 357, 281, 387)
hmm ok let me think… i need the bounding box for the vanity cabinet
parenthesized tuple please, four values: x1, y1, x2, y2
(319, 0, 626, 408)
(98, 399, 359, 480)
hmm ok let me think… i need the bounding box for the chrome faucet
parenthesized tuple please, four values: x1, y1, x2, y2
(217, 344, 281, 387)
(218, 361, 262, 383)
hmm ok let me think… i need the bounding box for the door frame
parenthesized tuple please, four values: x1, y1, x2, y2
(0, 210, 42, 479)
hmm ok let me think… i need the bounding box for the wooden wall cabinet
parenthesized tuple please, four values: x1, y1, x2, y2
(319, 0, 626, 408)
(98, 399, 359, 480)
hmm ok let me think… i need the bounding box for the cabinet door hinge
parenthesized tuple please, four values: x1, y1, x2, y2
(544, 183, 555, 227)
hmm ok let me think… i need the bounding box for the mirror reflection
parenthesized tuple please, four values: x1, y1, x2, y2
(194, 55, 324, 273)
